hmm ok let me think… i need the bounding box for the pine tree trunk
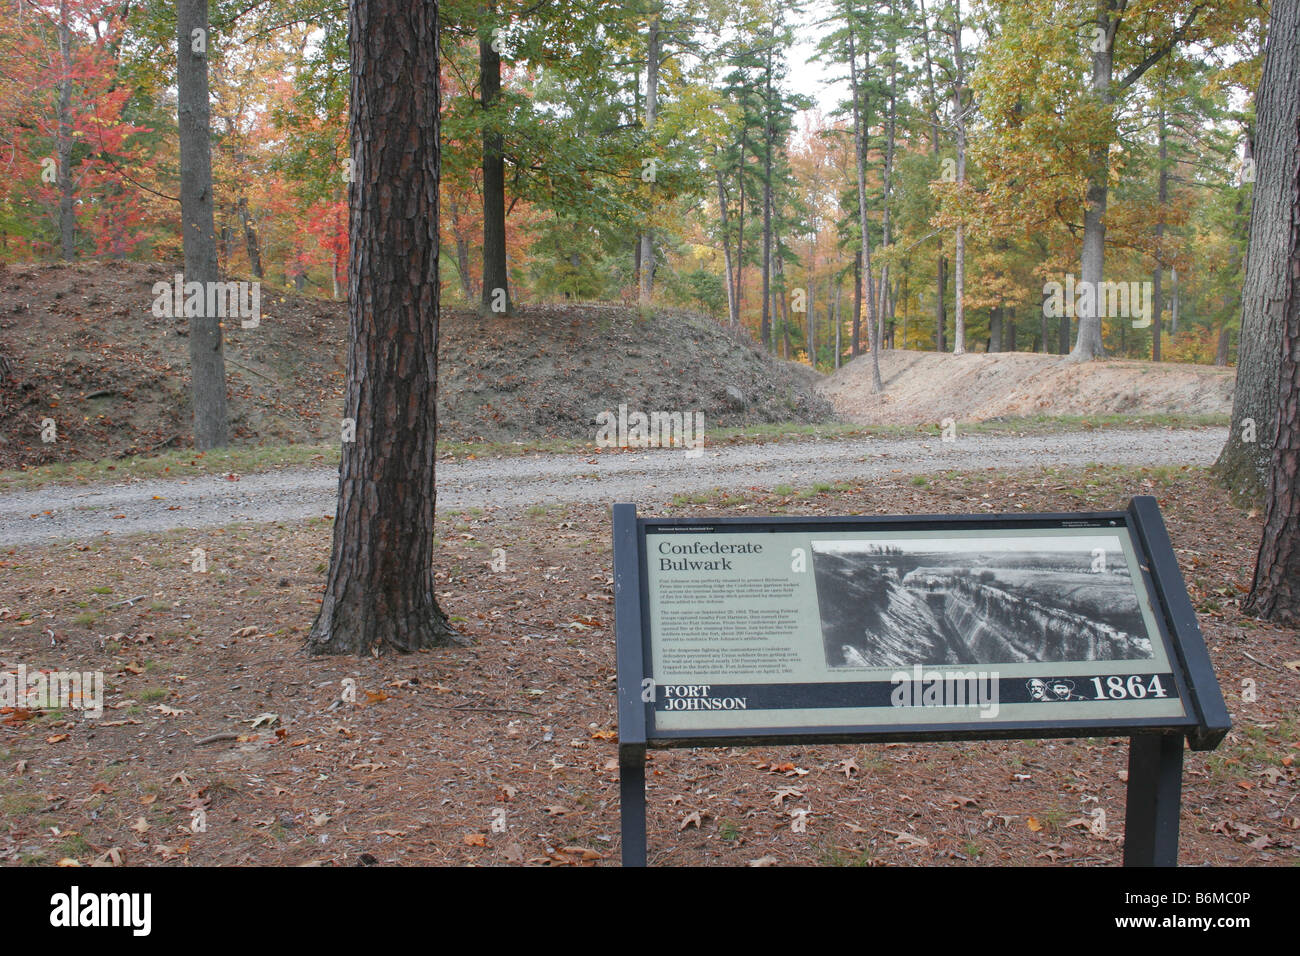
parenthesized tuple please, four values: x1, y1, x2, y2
(177, 0, 228, 450)
(847, 11, 881, 392)
(852, 256, 861, 355)
(935, 255, 946, 353)
(308, 0, 462, 656)
(949, 1, 967, 355)
(1217, 0, 1299, 500)
(480, 6, 511, 315)
(759, 27, 775, 346)
(1152, 92, 1167, 362)
(1244, 0, 1300, 622)
(716, 168, 739, 326)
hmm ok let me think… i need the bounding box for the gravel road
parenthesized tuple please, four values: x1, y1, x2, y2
(0, 428, 1227, 546)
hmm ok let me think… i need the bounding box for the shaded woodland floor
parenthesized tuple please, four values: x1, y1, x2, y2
(0, 463, 1294, 866)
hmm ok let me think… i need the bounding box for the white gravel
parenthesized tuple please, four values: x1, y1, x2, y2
(0, 428, 1227, 547)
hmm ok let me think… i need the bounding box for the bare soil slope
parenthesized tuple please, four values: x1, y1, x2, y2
(0, 262, 833, 469)
(820, 350, 1235, 425)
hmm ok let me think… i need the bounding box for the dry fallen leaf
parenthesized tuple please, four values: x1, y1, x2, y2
(1027, 817, 1044, 832)
(463, 833, 487, 847)
(46, 734, 69, 744)
(771, 787, 803, 809)
(679, 810, 703, 831)
(747, 855, 779, 867)
(130, 817, 150, 834)
(837, 757, 859, 778)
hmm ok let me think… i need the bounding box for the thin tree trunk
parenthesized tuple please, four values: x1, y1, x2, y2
(1071, 3, 1116, 361)
(847, 11, 881, 392)
(639, 10, 661, 306)
(237, 195, 262, 278)
(308, 0, 462, 655)
(833, 281, 843, 368)
(1170, 268, 1179, 334)
(1152, 73, 1173, 361)
(716, 167, 739, 326)
(480, 5, 511, 315)
(935, 255, 947, 353)
(57, 0, 75, 261)
(448, 194, 474, 302)
(177, 0, 228, 449)
(948, 0, 967, 355)
(852, 255, 862, 355)
(1040, 288, 1050, 353)
(760, 27, 774, 346)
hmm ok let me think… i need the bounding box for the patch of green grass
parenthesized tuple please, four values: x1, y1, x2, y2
(911, 475, 928, 487)
(962, 841, 984, 859)
(139, 687, 169, 702)
(670, 490, 716, 506)
(1041, 807, 1068, 831)
(719, 819, 741, 842)
(1, 794, 43, 815)
(90, 585, 113, 595)
(818, 842, 875, 867)
(773, 484, 794, 496)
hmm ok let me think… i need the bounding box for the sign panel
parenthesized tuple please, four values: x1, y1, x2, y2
(637, 511, 1202, 741)
(613, 498, 1230, 866)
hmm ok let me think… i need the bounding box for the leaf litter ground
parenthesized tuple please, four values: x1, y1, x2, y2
(0, 464, 1296, 867)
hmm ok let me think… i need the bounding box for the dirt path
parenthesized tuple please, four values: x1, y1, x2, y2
(0, 428, 1226, 546)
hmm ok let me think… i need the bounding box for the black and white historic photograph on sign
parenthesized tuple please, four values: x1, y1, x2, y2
(811, 535, 1156, 668)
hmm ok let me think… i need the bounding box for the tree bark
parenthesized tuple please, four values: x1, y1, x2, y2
(948, 0, 967, 355)
(935, 255, 946, 353)
(760, 25, 775, 346)
(308, 0, 461, 656)
(716, 167, 739, 326)
(852, 255, 861, 356)
(1244, 0, 1300, 622)
(57, 0, 75, 261)
(639, 10, 660, 307)
(177, 0, 228, 450)
(1070, 3, 1114, 362)
(479, 5, 511, 315)
(237, 195, 262, 278)
(1217, 1, 1299, 499)
(847, 9, 881, 392)
(1152, 89, 1167, 362)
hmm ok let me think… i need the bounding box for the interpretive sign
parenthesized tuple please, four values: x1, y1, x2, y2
(613, 497, 1229, 867)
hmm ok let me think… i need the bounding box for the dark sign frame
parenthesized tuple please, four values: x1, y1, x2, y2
(613, 496, 1229, 867)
